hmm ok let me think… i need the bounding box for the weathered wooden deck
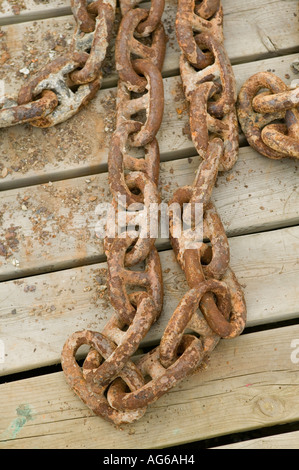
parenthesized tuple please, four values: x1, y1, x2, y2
(0, 0, 298, 449)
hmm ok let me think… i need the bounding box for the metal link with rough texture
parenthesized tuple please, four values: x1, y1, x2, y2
(61, 0, 167, 425)
(61, 0, 247, 424)
(237, 72, 299, 159)
(0, 0, 116, 128)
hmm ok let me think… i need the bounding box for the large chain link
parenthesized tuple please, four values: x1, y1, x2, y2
(2, 0, 294, 427)
(61, 0, 247, 425)
(0, 0, 116, 128)
(237, 72, 299, 159)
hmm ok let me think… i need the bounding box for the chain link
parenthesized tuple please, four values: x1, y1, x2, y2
(2, 0, 294, 426)
(237, 72, 299, 159)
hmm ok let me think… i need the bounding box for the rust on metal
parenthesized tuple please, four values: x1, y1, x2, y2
(61, 330, 147, 424)
(70, 0, 116, 85)
(115, 8, 166, 92)
(107, 335, 204, 411)
(0, 90, 58, 128)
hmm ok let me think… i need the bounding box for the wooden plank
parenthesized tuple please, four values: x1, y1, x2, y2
(0, 53, 298, 192)
(0, 324, 298, 449)
(0, 1, 70, 25)
(0, 225, 298, 376)
(215, 431, 299, 449)
(0, 143, 298, 280)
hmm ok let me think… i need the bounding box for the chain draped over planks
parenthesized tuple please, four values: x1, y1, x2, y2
(237, 72, 299, 159)
(0, 0, 116, 128)
(1, 0, 294, 426)
(61, 0, 247, 425)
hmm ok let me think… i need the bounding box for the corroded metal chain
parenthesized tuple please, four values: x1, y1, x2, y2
(0, 0, 116, 128)
(61, 0, 167, 425)
(105, 0, 246, 415)
(105, 0, 246, 417)
(237, 72, 299, 159)
(61, 0, 247, 425)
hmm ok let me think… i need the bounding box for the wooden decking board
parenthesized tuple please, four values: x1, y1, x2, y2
(1, 144, 298, 281)
(0, 225, 298, 377)
(0, 324, 298, 449)
(0, 51, 298, 191)
(0, 1, 71, 26)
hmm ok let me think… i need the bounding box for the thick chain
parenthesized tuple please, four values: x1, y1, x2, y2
(61, 0, 247, 425)
(0, 0, 116, 128)
(237, 72, 299, 159)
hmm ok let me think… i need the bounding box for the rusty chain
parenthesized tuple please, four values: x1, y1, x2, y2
(61, 0, 247, 425)
(0, 0, 116, 128)
(237, 72, 299, 159)
(61, 0, 167, 425)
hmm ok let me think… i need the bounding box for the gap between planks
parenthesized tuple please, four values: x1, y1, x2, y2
(0, 225, 298, 376)
(0, 324, 298, 449)
(0, 0, 298, 69)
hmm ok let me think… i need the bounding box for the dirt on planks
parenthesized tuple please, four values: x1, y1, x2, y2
(0, 13, 117, 178)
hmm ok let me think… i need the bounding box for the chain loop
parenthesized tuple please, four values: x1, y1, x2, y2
(107, 335, 204, 411)
(238, 72, 299, 159)
(61, 330, 147, 424)
(17, 53, 101, 127)
(70, 0, 116, 85)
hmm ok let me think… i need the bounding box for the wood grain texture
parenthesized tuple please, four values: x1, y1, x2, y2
(0, 226, 298, 376)
(0, 324, 298, 449)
